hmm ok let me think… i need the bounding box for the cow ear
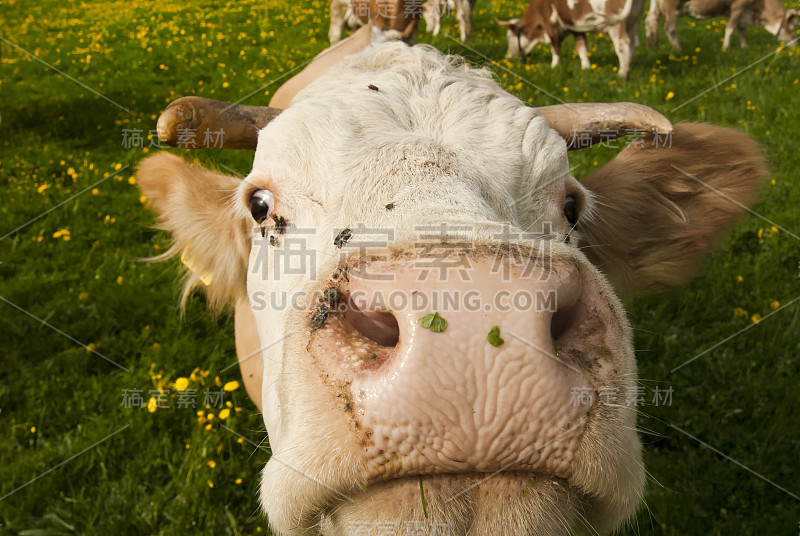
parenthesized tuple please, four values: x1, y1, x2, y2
(578, 123, 767, 300)
(137, 153, 251, 310)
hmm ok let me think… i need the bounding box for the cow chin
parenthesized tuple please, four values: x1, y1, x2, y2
(325, 455, 643, 535)
(260, 427, 643, 535)
(322, 473, 581, 535)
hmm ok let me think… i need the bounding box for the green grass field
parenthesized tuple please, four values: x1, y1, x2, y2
(1, 0, 798, 534)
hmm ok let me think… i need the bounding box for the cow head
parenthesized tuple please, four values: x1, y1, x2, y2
(776, 8, 799, 44)
(138, 43, 765, 534)
(763, 0, 800, 44)
(497, 17, 550, 58)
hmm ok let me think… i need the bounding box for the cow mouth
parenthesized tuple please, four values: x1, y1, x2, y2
(320, 471, 584, 535)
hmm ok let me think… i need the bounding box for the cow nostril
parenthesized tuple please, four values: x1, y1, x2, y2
(549, 282, 583, 348)
(343, 296, 400, 347)
(550, 304, 578, 343)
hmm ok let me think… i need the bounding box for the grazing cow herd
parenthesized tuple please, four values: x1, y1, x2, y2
(138, 0, 788, 534)
(329, 0, 797, 77)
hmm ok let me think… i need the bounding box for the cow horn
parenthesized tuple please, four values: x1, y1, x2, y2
(536, 102, 673, 150)
(156, 96, 281, 151)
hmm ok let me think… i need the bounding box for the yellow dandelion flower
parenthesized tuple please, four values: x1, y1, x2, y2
(91, 188, 99, 195)
(223, 380, 240, 392)
(235, 478, 243, 485)
(771, 226, 778, 233)
(236, 437, 244, 444)
(139, 194, 147, 204)
(751, 313, 761, 324)
(198, 416, 207, 424)
(757, 228, 763, 239)
(86, 343, 97, 353)
(207, 480, 214, 488)
(174, 377, 189, 390)
(736, 275, 744, 283)
(219, 409, 230, 420)
(665, 91, 675, 101)
(204, 423, 212, 431)
(128, 176, 136, 185)
(147, 397, 158, 413)
(771, 179, 776, 185)
(733, 307, 748, 318)
(208, 460, 216, 468)
(114, 163, 122, 170)
(67, 167, 76, 176)
(215, 376, 222, 387)
(770, 301, 780, 310)
(197, 410, 204, 417)
(207, 413, 215, 420)
(116, 276, 123, 285)
(31, 426, 36, 433)
(186, 443, 191, 449)
(38, 183, 50, 194)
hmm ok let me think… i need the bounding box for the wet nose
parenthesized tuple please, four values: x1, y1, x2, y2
(309, 253, 606, 480)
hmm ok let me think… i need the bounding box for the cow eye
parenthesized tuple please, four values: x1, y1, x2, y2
(564, 195, 579, 226)
(249, 189, 274, 224)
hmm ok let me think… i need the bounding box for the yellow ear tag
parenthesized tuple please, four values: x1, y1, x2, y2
(180, 248, 214, 286)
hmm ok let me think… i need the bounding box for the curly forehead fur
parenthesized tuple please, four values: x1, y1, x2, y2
(253, 42, 572, 235)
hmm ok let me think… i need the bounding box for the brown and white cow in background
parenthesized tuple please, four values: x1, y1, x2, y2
(498, 0, 645, 78)
(646, 0, 798, 50)
(144, 27, 765, 535)
(329, 0, 421, 43)
(422, 0, 477, 41)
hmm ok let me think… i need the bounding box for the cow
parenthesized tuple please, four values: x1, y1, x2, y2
(329, 0, 421, 44)
(141, 26, 766, 536)
(646, 0, 799, 50)
(422, 0, 477, 41)
(497, 0, 645, 79)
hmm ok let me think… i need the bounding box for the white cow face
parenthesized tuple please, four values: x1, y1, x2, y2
(138, 43, 766, 535)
